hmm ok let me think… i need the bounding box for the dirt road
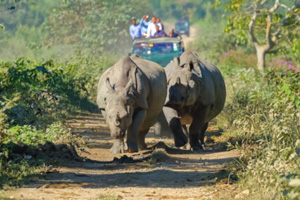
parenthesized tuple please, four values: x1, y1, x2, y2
(4, 25, 240, 200)
(7, 113, 239, 200)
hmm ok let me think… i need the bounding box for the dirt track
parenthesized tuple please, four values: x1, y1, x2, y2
(5, 26, 240, 200)
(7, 113, 239, 200)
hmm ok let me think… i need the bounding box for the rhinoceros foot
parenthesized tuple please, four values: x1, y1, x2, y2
(110, 138, 126, 154)
(189, 138, 203, 152)
(174, 133, 188, 147)
(138, 143, 147, 151)
(191, 145, 202, 152)
(126, 141, 138, 153)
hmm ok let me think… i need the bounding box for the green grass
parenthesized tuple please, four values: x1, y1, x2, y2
(213, 50, 300, 199)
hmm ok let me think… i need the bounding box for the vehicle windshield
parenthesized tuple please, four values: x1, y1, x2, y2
(150, 43, 179, 53)
(132, 42, 180, 54)
(132, 43, 148, 54)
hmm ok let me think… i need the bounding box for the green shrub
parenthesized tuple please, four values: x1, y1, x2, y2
(218, 60, 300, 199)
(0, 55, 116, 188)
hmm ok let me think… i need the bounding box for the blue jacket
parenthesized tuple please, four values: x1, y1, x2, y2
(129, 24, 142, 39)
(153, 30, 167, 38)
(140, 18, 151, 36)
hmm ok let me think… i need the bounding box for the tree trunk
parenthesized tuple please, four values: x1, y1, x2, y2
(256, 46, 267, 71)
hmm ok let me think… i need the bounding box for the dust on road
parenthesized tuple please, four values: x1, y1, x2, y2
(7, 113, 240, 200)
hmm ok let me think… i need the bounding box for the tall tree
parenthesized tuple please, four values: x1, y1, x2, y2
(216, 0, 300, 71)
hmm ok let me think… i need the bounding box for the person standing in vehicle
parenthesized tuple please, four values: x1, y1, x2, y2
(153, 25, 167, 37)
(169, 28, 179, 37)
(129, 18, 141, 40)
(140, 15, 150, 37)
(156, 17, 164, 30)
(147, 16, 157, 38)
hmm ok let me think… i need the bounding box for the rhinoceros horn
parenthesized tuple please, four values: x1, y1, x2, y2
(106, 78, 115, 93)
(176, 77, 181, 84)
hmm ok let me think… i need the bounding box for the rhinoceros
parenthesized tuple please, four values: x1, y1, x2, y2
(155, 51, 226, 151)
(97, 54, 167, 153)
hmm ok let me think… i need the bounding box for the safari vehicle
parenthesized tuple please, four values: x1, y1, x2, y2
(175, 18, 190, 37)
(131, 37, 184, 67)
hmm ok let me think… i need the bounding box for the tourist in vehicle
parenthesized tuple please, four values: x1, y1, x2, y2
(169, 28, 179, 38)
(153, 25, 167, 38)
(147, 16, 157, 38)
(140, 15, 150, 37)
(129, 18, 141, 40)
(156, 17, 164, 30)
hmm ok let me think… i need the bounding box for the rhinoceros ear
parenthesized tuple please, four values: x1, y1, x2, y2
(106, 78, 115, 93)
(188, 61, 194, 71)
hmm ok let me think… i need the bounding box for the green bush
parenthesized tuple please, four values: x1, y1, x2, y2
(0, 55, 116, 188)
(218, 59, 300, 199)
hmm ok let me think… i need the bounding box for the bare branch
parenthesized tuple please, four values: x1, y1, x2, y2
(265, 0, 280, 49)
(269, 0, 280, 13)
(249, 2, 258, 46)
(273, 0, 300, 41)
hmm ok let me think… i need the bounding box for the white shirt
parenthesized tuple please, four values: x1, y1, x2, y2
(156, 22, 162, 30)
(147, 22, 157, 38)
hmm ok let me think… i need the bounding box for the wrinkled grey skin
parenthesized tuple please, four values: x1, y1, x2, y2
(97, 54, 167, 153)
(155, 51, 226, 151)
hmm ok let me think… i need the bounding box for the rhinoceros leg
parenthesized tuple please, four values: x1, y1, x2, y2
(199, 122, 208, 148)
(182, 125, 188, 135)
(153, 112, 173, 137)
(163, 107, 188, 147)
(137, 128, 150, 150)
(126, 109, 147, 153)
(189, 108, 209, 151)
(111, 137, 126, 154)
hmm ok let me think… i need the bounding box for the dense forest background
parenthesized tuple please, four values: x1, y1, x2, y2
(0, 0, 227, 60)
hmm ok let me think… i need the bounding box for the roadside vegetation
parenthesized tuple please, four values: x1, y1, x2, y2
(218, 51, 300, 199)
(191, 1, 300, 198)
(0, 0, 299, 199)
(0, 55, 116, 188)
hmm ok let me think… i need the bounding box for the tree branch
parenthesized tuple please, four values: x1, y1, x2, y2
(248, 2, 258, 46)
(265, 0, 280, 49)
(273, 0, 300, 41)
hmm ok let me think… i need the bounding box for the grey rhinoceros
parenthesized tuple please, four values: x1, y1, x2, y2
(155, 51, 226, 151)
(97, 54, 167, 153)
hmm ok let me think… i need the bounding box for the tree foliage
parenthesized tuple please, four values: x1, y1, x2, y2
(152, 0, 225, 23)
(45, 0, 153, 54)
(215, 0, 300, 70)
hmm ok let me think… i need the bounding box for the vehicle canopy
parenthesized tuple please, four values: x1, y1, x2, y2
(131, 37, 184, 67)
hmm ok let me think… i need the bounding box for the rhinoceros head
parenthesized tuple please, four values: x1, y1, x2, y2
(166, 57, 200, 108)
(104, 78, 136, 138)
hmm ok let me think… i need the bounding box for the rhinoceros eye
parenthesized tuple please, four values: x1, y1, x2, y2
(181, 96, 185, 101)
